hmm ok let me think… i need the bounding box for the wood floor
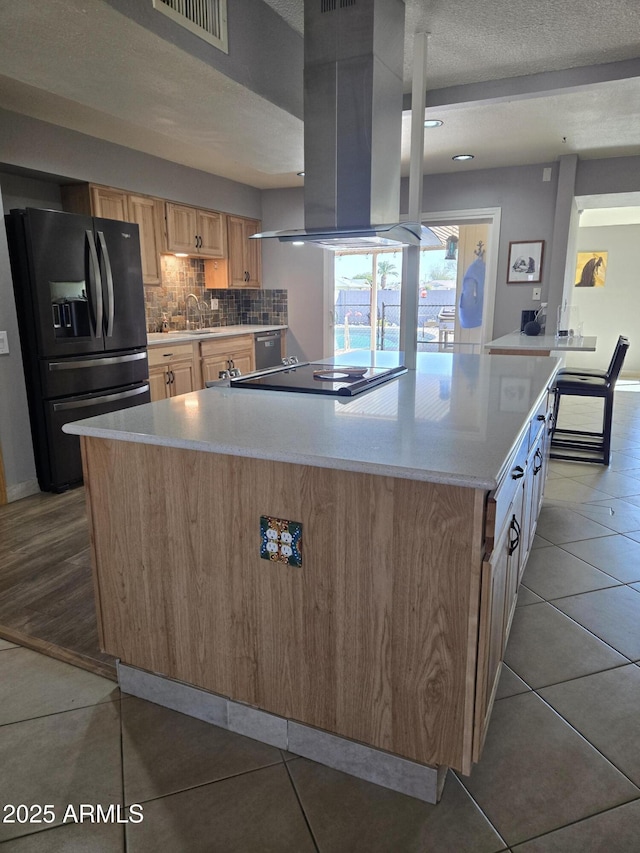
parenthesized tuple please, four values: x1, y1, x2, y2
(0, 487, 116, 679)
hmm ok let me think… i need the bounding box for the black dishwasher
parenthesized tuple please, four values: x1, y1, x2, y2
(255, 330, 283, 369)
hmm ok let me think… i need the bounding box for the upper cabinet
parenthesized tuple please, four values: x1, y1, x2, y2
(227, 216, 262, 288)
(61, 184, 167, 286)
(127, 195, 167, 286)
(90, 186, 129, 221)
(165, 203, 226, 258)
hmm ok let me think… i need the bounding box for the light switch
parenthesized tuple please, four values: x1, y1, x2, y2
(0, 331, 8, 355)
(210, 298, 219, 310)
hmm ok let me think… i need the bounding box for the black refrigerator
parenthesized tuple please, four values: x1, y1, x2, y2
(5, 207, 151, 492)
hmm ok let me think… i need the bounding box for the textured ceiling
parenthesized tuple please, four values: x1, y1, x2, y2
(0, 0, 639, 190)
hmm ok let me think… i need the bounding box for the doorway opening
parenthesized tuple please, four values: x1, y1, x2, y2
(330, 209, 500, 356)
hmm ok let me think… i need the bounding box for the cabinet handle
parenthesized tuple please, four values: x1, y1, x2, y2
(170, 370, 175, 384)
(508, 515, 521, 555)
(533, 447, 543, 475)
(537, 414, 546, 421)
(165, 371, 171, 385)
(511, 465, 525, 480)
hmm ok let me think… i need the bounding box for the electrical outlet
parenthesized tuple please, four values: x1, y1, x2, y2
(532, 287, 541, 301)
(210, 298, 219, 310)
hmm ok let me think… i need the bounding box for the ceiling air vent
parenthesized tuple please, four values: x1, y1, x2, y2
(152, 0, 228, 54)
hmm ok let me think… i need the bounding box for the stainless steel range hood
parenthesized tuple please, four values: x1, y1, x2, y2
(253, 0, 438, 250)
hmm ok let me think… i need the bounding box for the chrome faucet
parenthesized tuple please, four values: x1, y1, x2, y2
(185, 293, 201, 330)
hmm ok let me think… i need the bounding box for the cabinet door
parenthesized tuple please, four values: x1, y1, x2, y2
(202, 355, 231, 384)
(90, 186, 130, 222)
(243, 219, 262, 288)
(504, 486, 525, 637)
(149, 364, 170, 402)
(170, 358, 196, 396)
(227, 215, 248, 286)
(166, 203, 198, 254)
(198, 210, 226, 258)
(228, 348, 254, 374)
(128, 195, 165, 285)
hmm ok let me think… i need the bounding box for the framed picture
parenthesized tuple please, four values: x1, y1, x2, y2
(507, 240, 545, 284)
(575, 251, 607, 287)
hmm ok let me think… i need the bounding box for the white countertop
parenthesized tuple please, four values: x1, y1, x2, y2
(147, 325, 287, 346)
(485, 331, 597, 352)
(64, 351, 560, 490)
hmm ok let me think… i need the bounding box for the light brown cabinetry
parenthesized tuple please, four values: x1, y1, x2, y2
(165, 203, 226, 258)
(61, 184, 167, 285)
(200, 334, 254, 383)
(127, 195, 166, 285)
(227, 216, 262, 288)
(148, 342, 198, 401)
(474, 399, 552, 759)
(203, 216, 262, 289)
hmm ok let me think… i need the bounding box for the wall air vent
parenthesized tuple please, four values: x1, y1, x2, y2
(152, 0, 228, 54)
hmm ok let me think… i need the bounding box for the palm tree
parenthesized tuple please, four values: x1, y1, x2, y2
(377, 259, 398, 289)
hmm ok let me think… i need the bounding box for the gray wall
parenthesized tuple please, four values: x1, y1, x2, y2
(407, 163, 559, 338)
(0, 185, 36, 499)
(0, 110, 262, 218)
(260, 188, 326, 361)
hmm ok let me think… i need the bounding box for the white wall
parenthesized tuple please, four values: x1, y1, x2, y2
(564, 223, 640, 376)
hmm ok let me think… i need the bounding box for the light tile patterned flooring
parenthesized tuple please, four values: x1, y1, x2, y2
(1, 383, 640, 851)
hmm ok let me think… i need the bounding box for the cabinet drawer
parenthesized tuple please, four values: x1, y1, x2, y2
(486, 433, 528, 544)
(147, 342, 194, 366)
(529, 394, 549, 449)
(200, 335, 254, 358)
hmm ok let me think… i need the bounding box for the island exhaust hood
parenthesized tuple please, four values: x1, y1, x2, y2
(252, 0, 439, 250)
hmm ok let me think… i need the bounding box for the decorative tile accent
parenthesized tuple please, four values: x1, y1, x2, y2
(260, 516, 303, 567)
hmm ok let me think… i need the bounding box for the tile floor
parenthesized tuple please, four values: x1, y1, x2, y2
(1, 382, 640, 851)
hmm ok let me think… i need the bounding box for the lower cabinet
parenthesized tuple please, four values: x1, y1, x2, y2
(200, 334, 255, 383)
(148, 343, 198, 401)
(473, 393, 552, 760)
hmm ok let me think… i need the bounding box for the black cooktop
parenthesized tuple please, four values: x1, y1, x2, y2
(229, 362, 407, 396)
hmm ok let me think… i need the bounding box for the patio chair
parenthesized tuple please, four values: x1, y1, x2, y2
(550, 336, 629, 465)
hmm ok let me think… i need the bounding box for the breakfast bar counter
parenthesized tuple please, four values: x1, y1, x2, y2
(485, 331, 597, 356)
(64, 351, 560, 803)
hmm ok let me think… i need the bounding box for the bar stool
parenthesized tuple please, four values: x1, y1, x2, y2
(550, 337, 629, 465)
(557, 334, 625, 380)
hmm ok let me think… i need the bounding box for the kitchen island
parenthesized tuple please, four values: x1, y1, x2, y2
(64, 351, 559, 803)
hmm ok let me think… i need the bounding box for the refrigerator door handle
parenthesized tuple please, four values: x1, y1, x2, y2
(86, 230, 103, 338)
(97, 231, 115, 338)
(48, 352, 147, 371)
(52, 384, 150, 412)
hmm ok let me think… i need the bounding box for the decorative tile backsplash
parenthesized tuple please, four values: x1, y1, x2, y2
(144, 256, 287, 333)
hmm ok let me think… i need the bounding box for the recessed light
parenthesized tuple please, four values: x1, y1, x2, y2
(452, 154, 474, 161)
(297, 171, 305, 177)
(174, 252, 189, 257)
(292, 241, 305, 246)
(424, 119, 443, 128)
